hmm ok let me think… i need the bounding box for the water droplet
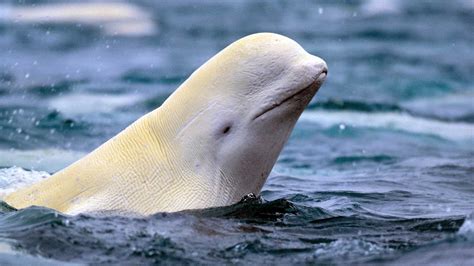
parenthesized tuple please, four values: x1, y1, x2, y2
(25, 73, 30, 79)
(339, 124, 346, 130)
(318, 7, 324, 14)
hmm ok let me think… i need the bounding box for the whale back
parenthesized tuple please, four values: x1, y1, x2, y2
(3, 113, 181, 214)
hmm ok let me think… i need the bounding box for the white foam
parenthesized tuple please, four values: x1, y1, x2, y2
(0, 167, 49, 196)
(300, 110, 474, 141)
(0, 149, 85, 173)
(458, 216, 474, 239)
(0, 241, 17, 254)
(313, 238, 388, 258)
(1, 2, 157, 36)
(49, 93, 142, 116)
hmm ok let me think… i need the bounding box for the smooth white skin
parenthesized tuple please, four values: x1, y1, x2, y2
(169, 33, 328, 208)
(5, 33, 327, 215)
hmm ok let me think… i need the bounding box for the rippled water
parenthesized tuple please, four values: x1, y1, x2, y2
(0, 0, 473, 264)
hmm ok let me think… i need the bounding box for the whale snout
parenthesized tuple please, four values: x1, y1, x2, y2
(321, 65, 328, 75)
(307, 55, 328, 82)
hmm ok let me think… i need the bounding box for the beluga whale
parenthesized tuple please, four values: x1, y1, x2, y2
(4, 33, 328, 216)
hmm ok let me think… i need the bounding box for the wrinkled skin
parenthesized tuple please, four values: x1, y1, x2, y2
(4, 33, 327, 216)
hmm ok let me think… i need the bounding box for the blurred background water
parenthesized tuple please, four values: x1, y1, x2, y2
(0, 0, 473, 264)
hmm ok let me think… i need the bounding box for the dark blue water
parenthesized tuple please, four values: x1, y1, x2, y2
(0, 0, 473, 264)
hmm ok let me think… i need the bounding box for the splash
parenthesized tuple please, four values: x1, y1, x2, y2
(0, 167, 49, 197)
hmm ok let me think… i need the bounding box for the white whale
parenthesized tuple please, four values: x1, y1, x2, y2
(4, 33, 328, 215)
(0, 2, 156, 36)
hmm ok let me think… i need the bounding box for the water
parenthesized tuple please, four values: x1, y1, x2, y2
(0, 0, 473, 264)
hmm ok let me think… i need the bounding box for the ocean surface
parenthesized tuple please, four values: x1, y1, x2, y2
(0, 0, 473, 264)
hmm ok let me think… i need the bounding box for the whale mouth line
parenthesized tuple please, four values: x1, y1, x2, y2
(253, 73, 325, 120)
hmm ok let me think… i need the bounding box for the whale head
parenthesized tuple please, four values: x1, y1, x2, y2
(167, 33, 327, 206)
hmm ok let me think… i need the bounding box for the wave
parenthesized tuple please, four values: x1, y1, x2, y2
(309, 98, 474, 123)
(300, 110, 474, 141)
(0, 169, 469, 265)
(0, 195, 467, 264)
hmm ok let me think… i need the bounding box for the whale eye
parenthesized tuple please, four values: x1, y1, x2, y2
(222, 126, 231, 134)
(217, 122, 233, 137)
